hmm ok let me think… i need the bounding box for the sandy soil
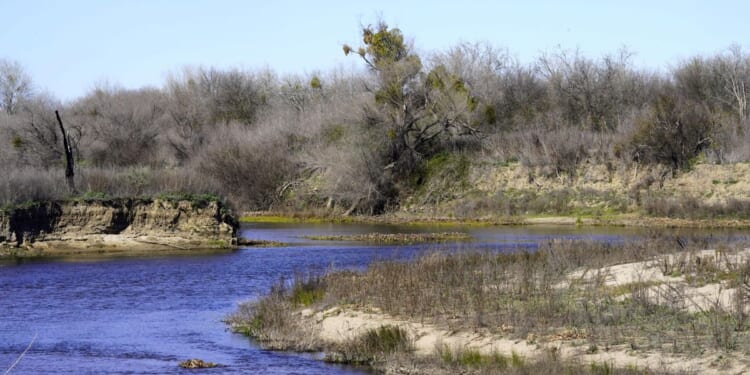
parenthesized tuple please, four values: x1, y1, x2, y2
(302, 248, 750, 374)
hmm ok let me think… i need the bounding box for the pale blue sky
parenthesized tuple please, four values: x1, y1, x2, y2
(1, 0, 747, 101)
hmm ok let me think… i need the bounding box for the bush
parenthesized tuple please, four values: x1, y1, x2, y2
(629, 92, 714, 170)
(197, 124, 294, 211)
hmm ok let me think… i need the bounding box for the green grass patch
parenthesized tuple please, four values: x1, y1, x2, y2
(438, 346, 514, 369)
(304, 232, 471, 244)
(239, 215, 345, 224)
(291, 280, 325, 307)
(325, 325, 413, 365)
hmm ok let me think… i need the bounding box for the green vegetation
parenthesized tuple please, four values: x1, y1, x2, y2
(437, 346, 514, 369)
(303, 232, 471, 244)
(290, 276, 325, 307)
(325, 325, 413, 365)
(238, 215, 341, 224)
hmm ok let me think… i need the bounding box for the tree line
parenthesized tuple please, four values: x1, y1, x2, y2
(1, 22, 749, 213)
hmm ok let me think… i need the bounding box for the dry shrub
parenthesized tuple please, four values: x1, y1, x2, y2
(77, 166, 212, 198)
(0, 165, 215, 208)
(197, 123, 294, 210)
(643, 195, 750, 219)
(482, 128, 618, 176)
(0, 167, 67, 206)
(628, 92, 714, 171)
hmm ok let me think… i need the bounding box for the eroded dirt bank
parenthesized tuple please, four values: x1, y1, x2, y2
(0, 198, 238, 257)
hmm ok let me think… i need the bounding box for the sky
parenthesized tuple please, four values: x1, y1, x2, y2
(1, 0, 748, 102)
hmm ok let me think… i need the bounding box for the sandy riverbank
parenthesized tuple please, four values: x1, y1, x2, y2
(238, 245, 750, 374)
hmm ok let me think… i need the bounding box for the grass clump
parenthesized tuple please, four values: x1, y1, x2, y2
(407, 347, 668, 374)
(155, 192, 220, 208)
(437, 346, 511, 370)
(225, 274, 326, 351)
(290, 275, 326, 307)
(325, 325, 413, 365)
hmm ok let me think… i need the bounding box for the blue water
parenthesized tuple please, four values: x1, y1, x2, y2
(0, 223, 744, 374)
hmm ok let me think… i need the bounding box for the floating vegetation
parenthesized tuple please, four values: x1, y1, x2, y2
(304, 232, 470, 244)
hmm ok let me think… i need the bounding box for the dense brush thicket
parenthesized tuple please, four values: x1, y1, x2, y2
(1, 25, 749, 213)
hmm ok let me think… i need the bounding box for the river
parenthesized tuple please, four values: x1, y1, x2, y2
(0, 223, 746, 374)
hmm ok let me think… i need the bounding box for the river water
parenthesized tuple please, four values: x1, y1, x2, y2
(0, 223, 746, 374)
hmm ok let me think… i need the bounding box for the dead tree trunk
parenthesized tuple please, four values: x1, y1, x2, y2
(55, 110, 77, 194)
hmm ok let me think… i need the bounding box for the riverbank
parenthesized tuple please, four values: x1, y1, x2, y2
(0, 196, 238, 258)
(241, 211, 750, 229)
(261, 161, 750, 229)
(229, 237, 750, 374)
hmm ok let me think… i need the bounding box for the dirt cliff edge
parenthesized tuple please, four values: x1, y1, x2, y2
(0, 198, 238, 257)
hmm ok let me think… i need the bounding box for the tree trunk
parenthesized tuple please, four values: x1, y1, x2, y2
(55, 110, 77, 194)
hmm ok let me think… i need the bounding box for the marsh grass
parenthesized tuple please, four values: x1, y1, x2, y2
(437, 346, 513, 369)
(290, 274, 326, 307)
(303, 232, 471, 244)
(324, 325, 413, 365)
(226, 274, 325, 351)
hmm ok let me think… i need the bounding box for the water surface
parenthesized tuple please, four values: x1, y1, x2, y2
(1, 223, 746, 374)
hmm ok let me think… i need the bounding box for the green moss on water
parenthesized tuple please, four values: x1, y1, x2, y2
(304, 232, 471, 244)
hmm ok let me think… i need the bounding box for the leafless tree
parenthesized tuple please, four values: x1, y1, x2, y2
(71, 85, 167, 166)
(0, 59, 33, 115)
(715, 45, 749, 121)
(538, 47, 644, 131)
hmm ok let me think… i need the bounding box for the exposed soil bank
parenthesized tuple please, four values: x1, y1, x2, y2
(264, 161, 750, 228)
(0, 198, 238, 257)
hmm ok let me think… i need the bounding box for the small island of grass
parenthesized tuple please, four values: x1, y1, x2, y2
(303, 232, 471, 244)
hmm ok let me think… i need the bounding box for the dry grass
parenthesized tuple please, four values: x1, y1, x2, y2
(390, 349, 676, 375)
(320, 239, 750, 352)
(232, 235, 750, 373)
(225, 275, 324, 351)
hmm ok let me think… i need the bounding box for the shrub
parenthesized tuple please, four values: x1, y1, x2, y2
(629, 92, 714, 170)
(196, 124, 294, 211)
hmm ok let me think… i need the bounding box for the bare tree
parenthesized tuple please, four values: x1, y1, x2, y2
(715, 45, 749, 121)
(12, 94, 75, 167)
(538, 47, 643, 131)
(71, 86, 166, 167)
(0, 59, 33, 115)
(55, 110, 76, 193)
